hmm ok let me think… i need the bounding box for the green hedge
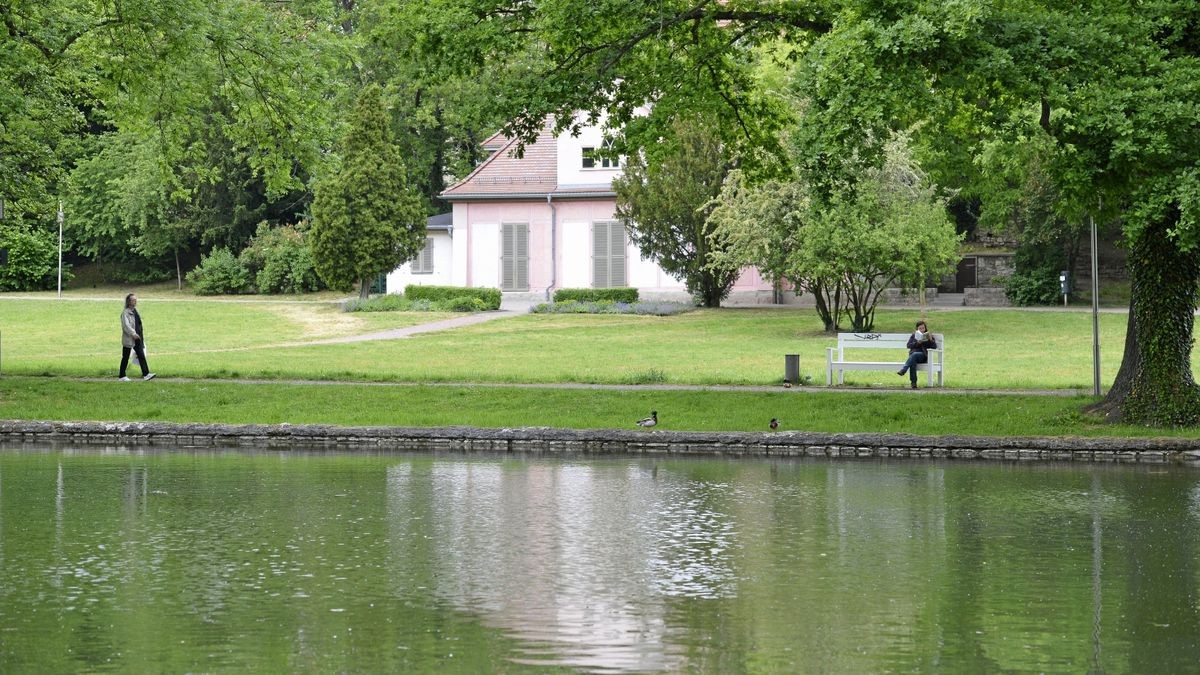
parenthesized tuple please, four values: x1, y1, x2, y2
(405, 284, 501, 309)
(552, 287, 639, 303)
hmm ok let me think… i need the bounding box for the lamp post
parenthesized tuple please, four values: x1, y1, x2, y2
(1090, 212, 1101, 396)
(57, 201, 64, 298)
(1, 196, 5, 375)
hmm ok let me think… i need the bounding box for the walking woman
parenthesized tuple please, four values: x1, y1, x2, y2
(119, 293, 156, 381)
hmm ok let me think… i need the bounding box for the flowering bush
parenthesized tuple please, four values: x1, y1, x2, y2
(531, 300, 695, 316)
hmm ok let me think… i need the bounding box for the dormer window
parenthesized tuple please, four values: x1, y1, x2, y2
(582, 138, 620, 169)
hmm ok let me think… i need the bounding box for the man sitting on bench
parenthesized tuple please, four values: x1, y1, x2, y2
(897, 320, 937, 389)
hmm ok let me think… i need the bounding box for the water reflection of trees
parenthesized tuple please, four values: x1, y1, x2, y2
(1, 452, 1198, 672)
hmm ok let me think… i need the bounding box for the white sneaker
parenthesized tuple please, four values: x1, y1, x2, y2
(143, 373, 156, 381)
(119, 376, 131, 382)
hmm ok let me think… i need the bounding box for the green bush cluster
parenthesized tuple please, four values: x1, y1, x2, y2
(0, 226, 69, 291)
(187, 223, 325, 295)
(552, 287, 639, 303)
(186, 247, 251, 295)
(239, 223, 324, 294)
(1001, 272, 1062, 306)
(532, 300, 695, 316)
(343, 293, 487, 313)
(404, 285, 501, 309)
(1004, 239, 1068, 306)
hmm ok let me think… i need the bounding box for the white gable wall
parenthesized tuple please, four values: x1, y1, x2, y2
(470, 222, 501, 288)
(556, 119, 623, 187)
(560, 221, 590, 288)
(386, 232, 454, 292)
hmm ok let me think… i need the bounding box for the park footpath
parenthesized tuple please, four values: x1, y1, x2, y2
(4, 298, 1199, 466)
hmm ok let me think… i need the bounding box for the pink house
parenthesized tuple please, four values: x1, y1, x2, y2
(386, 118, 777, 303)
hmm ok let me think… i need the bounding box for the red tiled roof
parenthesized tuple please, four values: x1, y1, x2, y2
(443, 122, 558, 198)
(479, 129, 509, 150)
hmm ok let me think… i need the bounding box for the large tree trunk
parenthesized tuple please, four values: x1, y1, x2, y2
(358, 277, 371, 299)
(1085, 212, 1200, 425)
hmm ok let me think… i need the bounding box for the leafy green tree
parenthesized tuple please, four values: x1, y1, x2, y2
(411, 0, 812, 170)
(185, 247, 251, 295)
(710, 135, 960, 331)
(239, 221, 325, 294)
(310, 85, 425, 298)
(5, 0, 344, 272)
(440, 0, 1200, 426)
(0, 224, 61, 291)
(353, 1, 514, 214)
(613, 116, 740, 307)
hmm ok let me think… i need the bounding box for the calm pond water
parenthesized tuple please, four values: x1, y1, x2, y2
(0, 447, 1198, 672)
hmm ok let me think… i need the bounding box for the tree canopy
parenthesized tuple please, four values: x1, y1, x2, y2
(710, 134, 961, 331)
(421, 0, 1200, 425)
(309, 85, 426, 298)
(614, 116, 740, 307)
(5, 0, 1200, 424)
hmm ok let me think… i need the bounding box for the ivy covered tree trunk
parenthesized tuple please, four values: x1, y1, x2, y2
(1087, 214, 1200, 425)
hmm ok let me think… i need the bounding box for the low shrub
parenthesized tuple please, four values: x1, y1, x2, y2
(187, 247, 250, 295)
(0, 225, 65, 291)
(553, 287, 639, 303)
(1002, 270, 1061, 306)
(344, 295, 410, 312)
(343, 294, 483, 313)
(240, 222, 325, 294)
(405, 284, 501, 309)
(442, 296, 487, 312)
(531, 300, 696, 316)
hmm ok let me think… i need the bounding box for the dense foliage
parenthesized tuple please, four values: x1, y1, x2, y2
(553, 288, 640, 303)
(0, 225, 64, 291)
(239, 223, 324, 295)
(310, 85, 427, 298)
(404, 285, 502, 310)
(710, 136, 961, 331)
(2, 0, 505, 290)
(614, 117, 740, 307)
(185, 248, 250, 295)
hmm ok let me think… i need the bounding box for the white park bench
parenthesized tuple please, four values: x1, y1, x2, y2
(826, 332, 945, 387)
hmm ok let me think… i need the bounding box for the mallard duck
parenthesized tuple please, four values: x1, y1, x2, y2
(769, 418, 779, 430)
(636, 411, 658, 428)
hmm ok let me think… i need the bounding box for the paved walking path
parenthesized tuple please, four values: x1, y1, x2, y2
(284, 308, 524, 345)
(81, 374, 1087, 396)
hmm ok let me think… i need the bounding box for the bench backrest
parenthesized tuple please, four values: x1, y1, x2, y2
(835, 332, 944, 358)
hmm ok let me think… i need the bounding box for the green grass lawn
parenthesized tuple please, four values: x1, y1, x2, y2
(2, 376, 1194, 439)
(3, 294, 1197, 439)
(0, 297, 1148, 389)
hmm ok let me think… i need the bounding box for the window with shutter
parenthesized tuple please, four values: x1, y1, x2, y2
(412, 238, 434, 274)
(501, 223, 529, 291)
(592, 221, 627, 288)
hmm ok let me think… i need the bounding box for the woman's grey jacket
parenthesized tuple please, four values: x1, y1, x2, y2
(121, 307, 140, 348)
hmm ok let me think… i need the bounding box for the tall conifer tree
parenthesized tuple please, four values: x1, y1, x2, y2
(310, 85, 425, 297)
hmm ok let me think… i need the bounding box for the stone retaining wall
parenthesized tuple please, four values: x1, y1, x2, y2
(2, 421, 1198, 465)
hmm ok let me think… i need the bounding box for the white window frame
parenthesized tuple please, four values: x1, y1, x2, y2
(582, 138, 621, 169)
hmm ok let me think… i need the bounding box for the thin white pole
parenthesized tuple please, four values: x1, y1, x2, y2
(1090, 212, 1101, 396)
(57, 201, 64, 298)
